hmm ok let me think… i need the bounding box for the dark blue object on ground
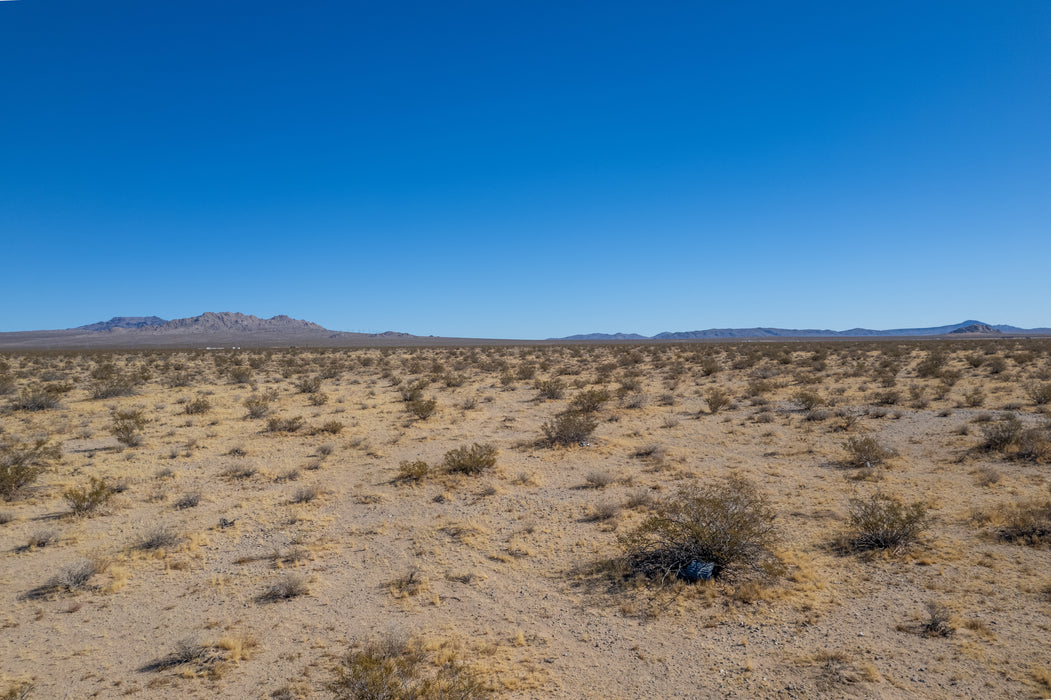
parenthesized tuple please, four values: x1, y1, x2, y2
(680, 560, 715, 582)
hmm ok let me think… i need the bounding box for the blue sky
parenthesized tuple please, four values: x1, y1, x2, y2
(2, 1, 1048, 338)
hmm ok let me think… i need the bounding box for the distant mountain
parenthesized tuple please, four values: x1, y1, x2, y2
(75, 316, 167, 331)
(949, 323, 1002, 335)
(140, 312, 325, 334)
(559, 332, 649, 341)
(555, 320, 1051, 341)
(0, 312, 422, 349)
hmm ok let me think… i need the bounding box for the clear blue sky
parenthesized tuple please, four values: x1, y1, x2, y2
(2, 1, 1048, 338)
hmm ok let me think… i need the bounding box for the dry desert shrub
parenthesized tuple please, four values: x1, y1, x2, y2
(228, 365, 253, 384)
(568, 388, 610, 413)
(244, 392, 275, 419)
(841, 435, 894, 468)
(583, 470, 614, 489)
(328, 634, 488, 700)
(290, 485, 322, 504)
(534, 378, 565, 400)
(110, 408, 147, 447)
(260, 573, 309, 602)
(387, 568, 428, 598)
(407, 397, 437, 420)
(702, 386, 731, 414)
(442, 443, 497, 475)
(26, 557, 108, 599)
(1, 437, 61, 500)
(541, 410, 598, 446)
(266, 416, 305, 433)
(844, 492, 930, 552)
(993, 498, 1051, 545)
(1026, 382, 1051, 406)
(620, 475, 781, 583)
(90, 373, 139, 399)
(174, 492, 201, 509)
(295, 376, 323, 394)
(922, 601, 955, 637)
(63, 476, 113, 516)
(0, 681, 32, 700)
(793, 389, 825, 411)
(978, 415, 1051, 462)
(10, 383, 68, 411)
(311, 420, 344, 435)
(137, 526, 183, 551)
(183, 394, 212, 415)
(396, 460, 429, 483)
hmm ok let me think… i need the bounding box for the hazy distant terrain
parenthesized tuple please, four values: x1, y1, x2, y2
(2, 314, 1050, 351)
(558, 320, 1051, 341)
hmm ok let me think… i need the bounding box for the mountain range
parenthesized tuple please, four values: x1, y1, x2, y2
(555, 320, 1051, 341)
(0, 312, 419, 350)
(0, 314, 1048, 350)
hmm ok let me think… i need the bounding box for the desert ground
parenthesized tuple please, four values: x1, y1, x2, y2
(1, 340, 1049, 699)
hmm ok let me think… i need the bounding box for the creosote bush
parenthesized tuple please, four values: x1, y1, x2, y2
(111, 409, 147, 447)
(994, 498, 1051, 545)
(842, 435, 894, 468)
(1026, 382, 1051, 406)
(407, 397, 437, 420)
(295, 376, 323, 394)
(1, 438, 61, 500)
(90, 374, 139, 399)
(442, 443, 497, 475)
(183, 395, 212, 415)
(266, 416, 305, 433)
(569, 388, 610, 413)
(793, 389, 825, 411)
(397, 460, 429, 483)
(620, 475, 781, 583)
(703, 387, 731, 414)
(978, 415, 1051, 462)
(534, 378, 565, 400)
(10, 384, 68, 411)
(64, 476, 113, 516)
(541, 410, 598, 446)
(244, 392, 274, 419)
(845, 491, 930, 552)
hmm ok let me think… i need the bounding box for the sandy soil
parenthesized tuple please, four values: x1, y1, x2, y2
(1, 341, 1049, 698)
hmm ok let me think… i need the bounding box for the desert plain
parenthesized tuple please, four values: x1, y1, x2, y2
(1, 339, 1049, 698)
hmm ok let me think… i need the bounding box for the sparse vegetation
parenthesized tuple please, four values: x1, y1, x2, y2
(260, 573, 309, 601)
(841, 435, 893, 468)
(397, 460, 429, 483)
(993, 498, 1051, 545)
(620, 475, 780, 583)
(442, 443, 498, 475)
(541, 410, 598, 446)
(10, 383, 68, 411)
(63, 476, 113, 516)
(702, 386, 731, 414)
(845, 491, 930, 552)
(328, 634, 488, 699)
(183, 395, 212, 415)
(111, 408, 147, 446)
(2, 341, 1050, 697)
(1, 438, 61, 499)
